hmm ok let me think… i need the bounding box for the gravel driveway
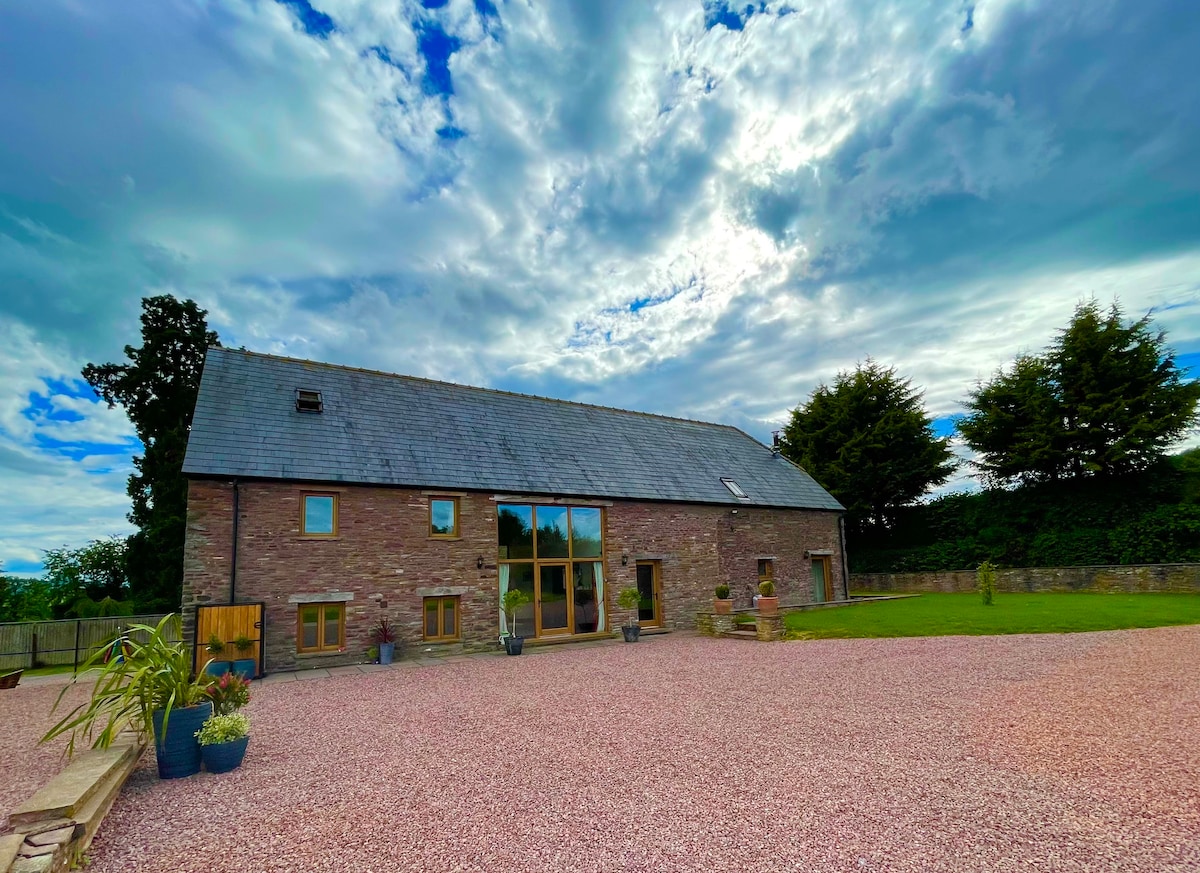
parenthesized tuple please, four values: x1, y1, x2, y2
(68, 628, 1200, 871)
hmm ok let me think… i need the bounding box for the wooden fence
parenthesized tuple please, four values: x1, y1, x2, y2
(0, 614, 171, 671)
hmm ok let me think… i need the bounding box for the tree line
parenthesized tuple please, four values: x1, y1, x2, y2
(781, 300, 1200, 571)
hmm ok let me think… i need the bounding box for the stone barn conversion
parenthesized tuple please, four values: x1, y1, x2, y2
(180, 348, 847, 671)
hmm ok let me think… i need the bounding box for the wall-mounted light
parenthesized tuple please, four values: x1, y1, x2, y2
(621, 554, 628, 566)
(803, 549, 811, 559)
(477, 556, 485, 570)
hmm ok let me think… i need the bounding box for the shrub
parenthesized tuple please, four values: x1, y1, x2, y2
(502, 588, 531, 638)
(233, 635, 253, 655)
(372, 618, 396, 644)
(206, 671, 250, 716)
(206, 633, 224, 656)
(195, 713, 249, 746)
(977, 561, 996, 606)
(616, 587, 641, 628)
(758, 580, 775, 598)
(714, 584, 731, 600)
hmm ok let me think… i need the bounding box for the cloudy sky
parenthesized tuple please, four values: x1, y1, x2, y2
(2, 0, 1199, 574)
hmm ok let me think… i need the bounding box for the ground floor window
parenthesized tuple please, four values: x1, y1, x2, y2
(424, 596, 460, 642)
(297, 603, 344, 652)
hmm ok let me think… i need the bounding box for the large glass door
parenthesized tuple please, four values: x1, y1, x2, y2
(538, 564, 571, 635)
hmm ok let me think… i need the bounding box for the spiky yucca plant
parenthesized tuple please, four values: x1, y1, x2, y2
(42, 614, 213, 756)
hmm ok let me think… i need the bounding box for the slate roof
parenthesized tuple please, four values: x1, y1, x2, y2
(182, 348, 844, 511)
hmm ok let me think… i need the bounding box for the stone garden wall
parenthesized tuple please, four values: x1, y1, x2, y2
(851, 563, 1200, 594)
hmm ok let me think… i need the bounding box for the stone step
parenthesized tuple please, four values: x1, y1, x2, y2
(0, 834, 24, 872)
(721, 630, 760, 640)
(9, 734, 141, 826)
(69, 734, 145, 858)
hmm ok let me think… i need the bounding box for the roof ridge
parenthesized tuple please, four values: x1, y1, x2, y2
(211, 346, 746, 433)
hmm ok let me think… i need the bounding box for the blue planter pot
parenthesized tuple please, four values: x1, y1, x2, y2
(378, 642, 395, 665)
(201, 736, 249, 774)
(151, 702, 212, 780)
(231, 658, 256, 679)
(204, 660, 232, 678)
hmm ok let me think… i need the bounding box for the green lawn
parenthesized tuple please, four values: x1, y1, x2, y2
(783, 593, 1200, 639)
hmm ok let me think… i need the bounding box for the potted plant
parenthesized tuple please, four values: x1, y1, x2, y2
(204, 633, 231, 677)
(757, 580, 779, 616)
(713, 583, 733, 615)
(231, 634, 256, 679)
(617, 586, 641, 642)
(42, 614, 214, 780)
(196, 712, 250, 774)
(373, 618, 397, 665)
(501, 588, 530, 655)
(205, 670, 250, 716)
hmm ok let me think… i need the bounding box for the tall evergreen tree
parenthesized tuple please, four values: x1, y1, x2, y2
(83, 296, 219, 612)
(957, 355, 1067, 486)
(781, 361, 956, 533)
(959, 300, 1200, 485)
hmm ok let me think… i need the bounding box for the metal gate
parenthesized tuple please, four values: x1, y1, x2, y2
(193, 603, 266, 677)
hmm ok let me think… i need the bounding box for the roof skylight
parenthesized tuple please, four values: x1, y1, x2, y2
(720, 478, 749, 499)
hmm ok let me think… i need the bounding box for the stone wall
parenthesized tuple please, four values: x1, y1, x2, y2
(183, 479, 844, 670)
(851, 564, 1200, 594)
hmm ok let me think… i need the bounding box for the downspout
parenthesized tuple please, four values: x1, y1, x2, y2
(839, 513, 850, 601)
(230, 479, 240, 603)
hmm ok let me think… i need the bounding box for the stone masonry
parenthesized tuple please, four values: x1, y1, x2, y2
(182, 479, 845, 671)
(852, 564, 1200, 594)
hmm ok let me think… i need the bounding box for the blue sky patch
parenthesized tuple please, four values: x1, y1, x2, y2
(276, 0, 335, 39)
(418, 22, 461, 96)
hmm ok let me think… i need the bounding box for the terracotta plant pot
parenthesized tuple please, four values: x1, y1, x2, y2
(757, 596, 779, 616)
(713, 599, 733, 615)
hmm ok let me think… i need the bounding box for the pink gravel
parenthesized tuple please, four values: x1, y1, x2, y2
(75, 628, 1200, 872)
(0, 680, 90, 830)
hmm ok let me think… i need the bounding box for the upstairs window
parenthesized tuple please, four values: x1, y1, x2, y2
(721, 478, 749, 499)
(301, 493, 338, 537)
(296, 389, 323, 413)
(430, 497, 459, 538)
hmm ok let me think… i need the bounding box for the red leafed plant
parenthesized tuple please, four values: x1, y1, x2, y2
(372, 618, 396, 644)
(206, 671, 251, 716)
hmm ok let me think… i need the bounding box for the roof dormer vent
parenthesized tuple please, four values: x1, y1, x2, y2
(296, 389, 323, 413)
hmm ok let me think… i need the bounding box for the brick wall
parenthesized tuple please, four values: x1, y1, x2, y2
(183, 479, 844, 670)
(852, 564, 1200, 594)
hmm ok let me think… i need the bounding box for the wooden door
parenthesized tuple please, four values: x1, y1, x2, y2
(811, 557, 833, 603)
(194, 604, 265, 675)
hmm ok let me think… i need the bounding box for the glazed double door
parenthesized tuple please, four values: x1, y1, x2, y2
(537, 564, 571, 635)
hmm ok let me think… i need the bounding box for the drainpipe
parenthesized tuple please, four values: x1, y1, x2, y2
(230, 480, 240, 603)
(838, 514, 850, 601)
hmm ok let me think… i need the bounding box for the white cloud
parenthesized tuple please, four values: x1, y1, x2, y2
(0, 0, 1197, 568)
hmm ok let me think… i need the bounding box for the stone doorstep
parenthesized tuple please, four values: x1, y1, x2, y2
(8, 736, 139, 825)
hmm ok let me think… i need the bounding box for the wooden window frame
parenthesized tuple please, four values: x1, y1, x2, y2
(296, 602, 345, 653)
(429, 497, 460, 539)
(300, 492, 339, 538)
(757, 558, 774, 585)
(423, 596, 461, 642)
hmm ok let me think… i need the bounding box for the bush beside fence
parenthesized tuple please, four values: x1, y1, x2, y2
(0, 614, 171, 671)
